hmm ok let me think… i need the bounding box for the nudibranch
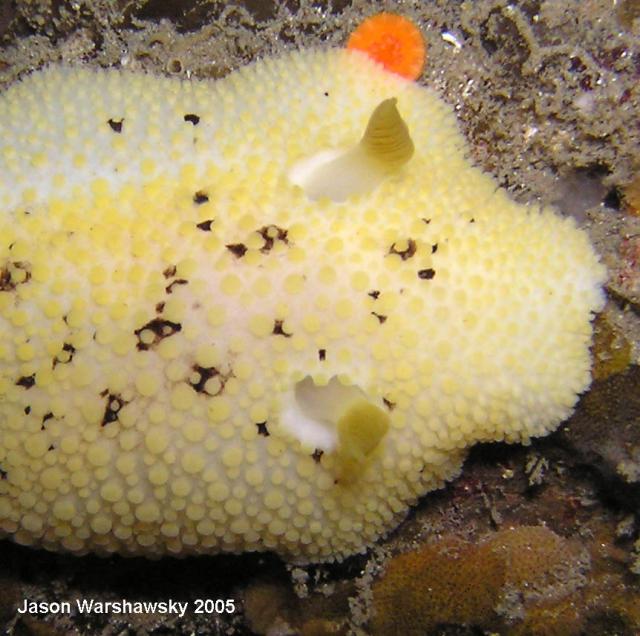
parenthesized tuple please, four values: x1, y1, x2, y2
(0, 13, 605, 563)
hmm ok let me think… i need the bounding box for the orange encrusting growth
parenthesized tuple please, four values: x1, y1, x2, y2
(347, 13, 426, 81)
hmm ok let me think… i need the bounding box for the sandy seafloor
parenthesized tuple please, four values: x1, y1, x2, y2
(1, 1, 640, 634)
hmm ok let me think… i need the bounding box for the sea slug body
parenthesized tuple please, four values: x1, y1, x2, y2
(0, 19, 605, 562)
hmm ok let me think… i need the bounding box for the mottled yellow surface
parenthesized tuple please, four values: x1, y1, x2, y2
(0, 49, 605, 562)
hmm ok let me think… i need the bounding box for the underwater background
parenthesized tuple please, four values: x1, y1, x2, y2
(1, 1, 640, 634)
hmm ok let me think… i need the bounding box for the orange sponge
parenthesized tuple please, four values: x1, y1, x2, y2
(347, 13, 426, 80)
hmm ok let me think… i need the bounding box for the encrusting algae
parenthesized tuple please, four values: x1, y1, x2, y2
(0, 13, 605, 562)
(371, 526, 591, 636)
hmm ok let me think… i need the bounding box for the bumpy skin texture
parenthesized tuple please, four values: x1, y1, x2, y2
(0, 49, 605, 562)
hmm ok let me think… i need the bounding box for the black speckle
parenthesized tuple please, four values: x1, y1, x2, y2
(312, 449, 324, 463)
(431, 243, 438, 254)
(101, 393, 127, 427)
(368, 290, 380, 300)
(226, 243, 248, 258)
(163, 265, 177, 279)
(318, 349, 326, 361)
(418, 268, 436, 280)
(383, 397, 396, 411)
(422, 217, 431, 224)
(189, 364, 227, 396)
(184, 113, 200, 125)
(256, 422, 269, 437)
(24, 406, 31, 415)
(258, 225, 289, 253)
(155, 301, 165, 314)
(469, 218, 475, 224)
(273, 320, 292, 338)
(134, 318, 182, 350)
(107, 118, 123, 133)
(166, 279, 188, 294)
(323, 91, 329, 97)
(196, 219, 214, 231)
(0, 260, 31, 291)
(0, 465, 6, 480)
(371, 312, 387, 324)
(389, 238, 417, 261)
(193, 190, 209, 204)
(41, 412, 53, 431)
(16, 374, 35, 389)
(47, 444, 55, 452)
(62, 343, 75, 356)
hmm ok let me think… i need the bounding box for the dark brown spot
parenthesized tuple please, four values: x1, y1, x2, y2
(371, 312, 387, 324)
(422, 218, 431, 224)
(431, 243, 438, 254)
(193, 190, 209, 204)
(418, 268, 436, 280)
(383, 397, 396, 411)
(368, 290, 380, 300)
(226, 243, 248, 258)
(189, 364, 228, 396)
(389, 238, 417, 261)
(196, 219, 214, 231)
(24, 405, 31, 415)
(166, 279, 188, 294)
(101, 393, 127, 427)
(469, 218, 475, 223)
(168, 58, 182, 73)
(318, 349, 326, 361)
(256, 422, 269, 437)
(16, 374, 35, 389)
(619, 88, 632, 105)
(184, 113, 200, 125)
(107, 118, 123, 133)
(0, 465, 6, 480)
(272, 320, 292, 337)
(134, 318, 182, 350)
(53, 342, 75, 368)
(258, 225, 288, 253)
(312, 449, 324, 463)
(0, 261, 31, 291)
(155, 301, 165, 314)
(163, 265, 177, 279)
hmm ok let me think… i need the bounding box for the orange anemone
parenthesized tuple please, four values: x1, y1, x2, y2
(347, 13, 426, 81)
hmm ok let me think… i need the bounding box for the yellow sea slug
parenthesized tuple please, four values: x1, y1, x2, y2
(0, 15, 605, 563)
